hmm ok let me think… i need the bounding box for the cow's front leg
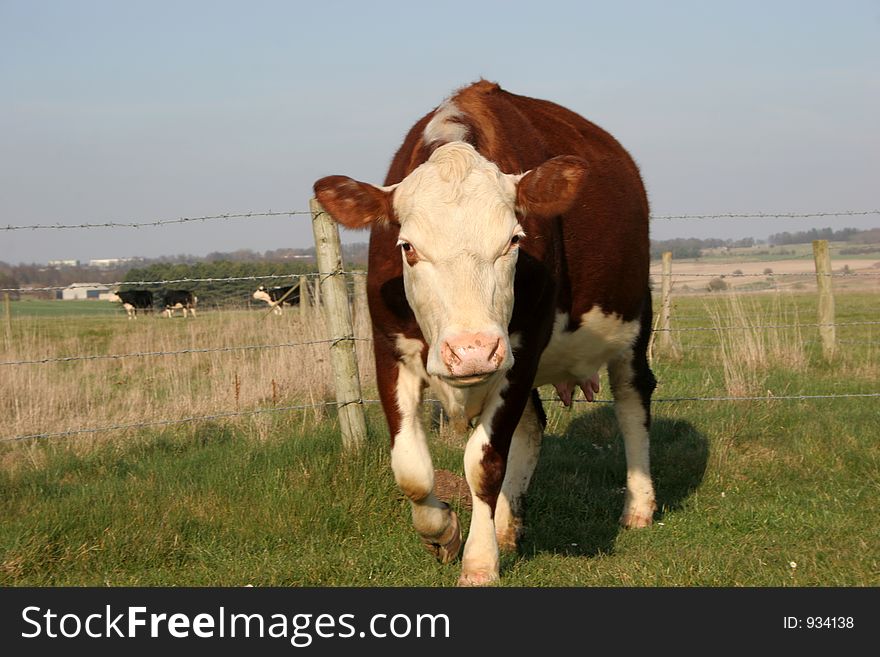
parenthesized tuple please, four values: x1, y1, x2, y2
(460, 419, 501, 586)
(389, 356, 461, 563)
(459, 389, 529, 586)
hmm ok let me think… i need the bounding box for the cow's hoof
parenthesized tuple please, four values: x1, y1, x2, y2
(620, 512, 653, 529)
(421, 511, 461, 564)
(619, 500, 656, 529)
(457, 568, 499, 587)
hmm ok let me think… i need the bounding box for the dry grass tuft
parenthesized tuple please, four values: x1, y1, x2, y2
(705, 292, 807, 396)
(1, 304, 376, 459)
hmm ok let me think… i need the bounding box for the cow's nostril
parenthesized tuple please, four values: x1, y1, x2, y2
(442, 341, 462, 366)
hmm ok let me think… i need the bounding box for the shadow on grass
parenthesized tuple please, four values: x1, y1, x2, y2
(520, 405, 708, 559)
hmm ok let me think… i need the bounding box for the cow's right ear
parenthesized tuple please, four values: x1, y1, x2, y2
(313, 176, 397, 229)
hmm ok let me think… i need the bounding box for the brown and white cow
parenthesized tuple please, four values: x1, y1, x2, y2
(314, 81, 656, 586)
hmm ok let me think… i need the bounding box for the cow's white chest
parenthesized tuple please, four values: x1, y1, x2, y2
(532, 308, 640, 387)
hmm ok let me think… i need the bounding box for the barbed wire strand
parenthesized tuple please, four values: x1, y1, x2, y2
(2, 401, 333, 443)
(656, 320, 880, 333)
(542, 393, 880, 404)
(4, 269, 877, 294)
(655, 271, 880, 278)
(6, 391, 879, 443)
(1, 320, 876, 367)
(649, 210, 880, 220)
(0, 337, 371, 367)
(0, 321, 880, 366)
(1, 270, 368, 293)
(4, 209, 878, 231)
(2, 211, 312, 231)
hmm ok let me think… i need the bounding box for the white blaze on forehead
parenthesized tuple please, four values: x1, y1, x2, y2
(423, 100, 469, 145)
(392, 142, 520, 257)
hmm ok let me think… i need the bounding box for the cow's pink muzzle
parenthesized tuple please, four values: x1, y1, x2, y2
(439, 332, 507, 384)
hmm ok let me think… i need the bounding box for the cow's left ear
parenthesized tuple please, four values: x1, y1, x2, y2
(513, 155, 588, 219)
(313, 176, 398, 229)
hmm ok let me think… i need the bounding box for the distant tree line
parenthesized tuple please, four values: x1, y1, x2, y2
(650, 227, 878, 260)
(1, 243, 368, 298)
(649, 237, 756, 260)
(767, 226, 863, 246)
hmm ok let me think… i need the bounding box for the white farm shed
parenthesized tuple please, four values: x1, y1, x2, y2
(60, 283, 113, 301)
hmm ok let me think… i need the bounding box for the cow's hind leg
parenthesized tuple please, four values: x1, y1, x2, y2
(494, 391, 544, 553)
(607, 299, 657, 528)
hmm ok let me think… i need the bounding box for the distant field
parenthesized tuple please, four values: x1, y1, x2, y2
(1, 290, 878, 586)
(7, 299, 123, 318)
(650, 244, 880, 294)
(682, 240, 880, 263)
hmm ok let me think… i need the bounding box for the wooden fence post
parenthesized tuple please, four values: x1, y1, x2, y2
(3, 292, 11, 345)
(298, 274, 310, 321)
(352, 272, 369, 336)
(310, 198, 367, 448)
(812, 239, 836, 361)
(659, 251, 673, 350)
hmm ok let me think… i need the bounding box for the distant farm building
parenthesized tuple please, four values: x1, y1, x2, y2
(88, 258, 135, 269)
(58, 283, 114, 300)
(48, 259, 81, 268)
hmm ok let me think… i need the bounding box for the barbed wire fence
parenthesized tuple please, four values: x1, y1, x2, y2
(2, 205, 879, 444)
(4, 208, 877, 231)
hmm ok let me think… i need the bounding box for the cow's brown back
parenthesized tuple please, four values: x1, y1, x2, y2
(372, 80, 649, 352)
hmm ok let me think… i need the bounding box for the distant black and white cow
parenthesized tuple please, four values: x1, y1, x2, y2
(314, 81, 656, 586)
(109, 289, 153, 319)
(162, 290, 198, 318)
(253, 284, 300, 314)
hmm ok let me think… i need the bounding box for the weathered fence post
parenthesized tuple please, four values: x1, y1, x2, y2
(352, 272, 369, 335)
(3, 292, 11, 345)
(812, 239, 836, 361)
(659, 251, 673, 350)
(310, 198, 367, 448)
(313, 274, 321, 309)
(298, 274, 310, 321)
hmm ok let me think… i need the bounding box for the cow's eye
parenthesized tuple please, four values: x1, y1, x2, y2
(503, 232, 525, 256)
(397, 239, 420, 265)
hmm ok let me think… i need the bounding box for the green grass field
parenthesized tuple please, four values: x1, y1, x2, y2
(1, 291, 878, 586)
(8, 299, 124, 318)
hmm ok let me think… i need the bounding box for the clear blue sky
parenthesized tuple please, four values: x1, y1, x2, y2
(2, 0, 878, 264)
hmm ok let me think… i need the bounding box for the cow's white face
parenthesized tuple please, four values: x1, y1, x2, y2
(253, 287, 272, 304)
(392, 144, 523, 384)
(315, 141, 588, 387)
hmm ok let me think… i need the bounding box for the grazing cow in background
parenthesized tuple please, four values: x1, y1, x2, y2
(253, 284, 300, 314)
(162, 290, 198, 318)
(109, 289, 153, 319)
(314, 80, 656, 586)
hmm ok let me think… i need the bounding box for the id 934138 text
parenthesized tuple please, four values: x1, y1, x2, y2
(783, 616, 855, 629)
